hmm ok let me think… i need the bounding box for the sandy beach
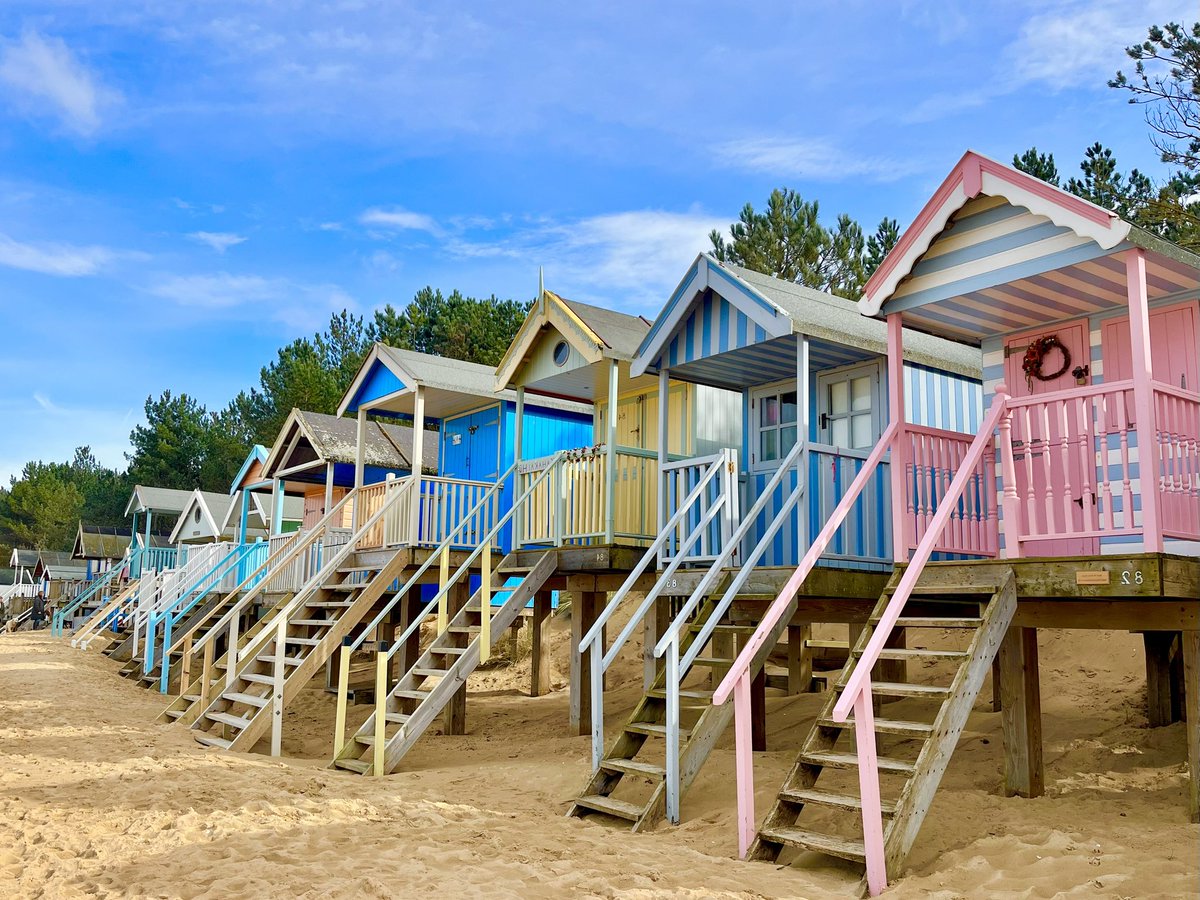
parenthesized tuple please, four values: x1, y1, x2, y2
(0, 617, 1196, 899)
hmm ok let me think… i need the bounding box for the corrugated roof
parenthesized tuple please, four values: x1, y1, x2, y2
(73, 525, 132, 560)
(559, 297, 650, 359)
(125, 485, 195, 517)
(9, 548, 38, 568)
(720, 261, 982, 379)
(297, 410, 437, 470)
(377, 345, 500, 399)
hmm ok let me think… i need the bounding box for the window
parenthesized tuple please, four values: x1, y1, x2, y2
(552, 340, 570, 367)
(817, 362, 881, 450)
(751, 383, 798, 470)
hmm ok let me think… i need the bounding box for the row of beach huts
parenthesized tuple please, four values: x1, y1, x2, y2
(33, 153, 1200, 895)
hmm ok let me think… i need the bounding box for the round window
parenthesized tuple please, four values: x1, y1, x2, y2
(552, 340, 570, 367)
(194, 507, 201, 523)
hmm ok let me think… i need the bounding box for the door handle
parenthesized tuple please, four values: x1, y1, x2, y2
(819, 413, 829, 430)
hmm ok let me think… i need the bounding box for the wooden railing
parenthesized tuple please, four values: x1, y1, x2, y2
(517, 446, 661, 547)
(902, 426, 998, 557)
(1154, 383, 1200, 541)
(1006, 380, 1139, 541)
(809, 443, 894, 564)
(353, 475, 500, 551)
(659, 452, 739, 565)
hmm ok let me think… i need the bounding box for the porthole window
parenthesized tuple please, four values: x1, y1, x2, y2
(552, 340, 570, 367)
(194, 507, 201, 523)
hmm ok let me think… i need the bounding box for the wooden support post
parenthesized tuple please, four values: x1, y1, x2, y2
(604, 359, 619, 545)
(886, 313, 907, 562)
(998, 626, 1044, 798)
(643, 595, 668, 690)
(1169, 633, 1185, 724)
(880, 626, 907, 686)
(353, 408, 367, 528)
(991, 657, 1003, 712)
(530, 590, 552, 698)
(410, 385, 425, 543)
(397, 589, 421, 677)
(334, 639, 351, 756)
(373, 641, 389, 776)
(379, 615, 397, 692)
(787, 624, 811, 695)
(750, 667, 767, 752)
(1124, 249, 1163, 552)
(1182, 630, 1200, 823)
(1143, 631, 1176, 727)
(570, 591, 602, 735)
(442, 580, 470, 736)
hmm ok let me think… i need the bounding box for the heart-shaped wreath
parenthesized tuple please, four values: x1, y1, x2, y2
(1021, 335, 1071, 388)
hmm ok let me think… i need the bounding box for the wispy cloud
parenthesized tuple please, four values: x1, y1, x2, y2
(0, 30, 119, 136)
(359, 207, 439, 233)
(713, 137, 921, 182)
(189, 231, 247, 254)
(0, 233, 113, 276)
(146, 271, 356, 330)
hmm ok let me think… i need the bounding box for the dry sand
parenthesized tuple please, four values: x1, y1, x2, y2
(0, 617, 1196, 899)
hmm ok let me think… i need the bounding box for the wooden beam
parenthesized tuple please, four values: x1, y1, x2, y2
(1143, 631, 1176, 727)
(530, 590, 552, 698)
(643, 595, 668, 690)
(442, 580, 469, 736)
(786, 624, 811, 695)
(998, 626, 1044, 798)
(750, 667, 766, 752)
(1183, 630, 1200, 823)
(570, 591, 602, 735)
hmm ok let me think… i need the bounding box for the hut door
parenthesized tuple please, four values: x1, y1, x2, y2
(1003, 320, 1095, 556)
(442, 406, 502, 483)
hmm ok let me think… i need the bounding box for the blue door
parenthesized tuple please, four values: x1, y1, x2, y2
(442, 405, 501, 482)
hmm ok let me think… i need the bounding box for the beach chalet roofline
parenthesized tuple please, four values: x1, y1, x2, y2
(71, 524, 133, 562)
(167, 489, 242, 545)
(261, 408, 434, 484)
(630, 252, 981, 389)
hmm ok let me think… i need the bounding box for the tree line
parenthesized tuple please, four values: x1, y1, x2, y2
(2, 17, 1196, 558)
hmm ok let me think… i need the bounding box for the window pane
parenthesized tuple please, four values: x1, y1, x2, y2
(831, 418, 849, 447)
(760, 429, 779, 461)
(851, 376, 872, 411)
(761, 396, 779, 427)
(851, 413, 873, 448)
(829, 380, 849, 415)
(781, 425, 797, 452)
(781, 391, 798, 424)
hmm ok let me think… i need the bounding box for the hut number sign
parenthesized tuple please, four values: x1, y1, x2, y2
(1075, 568, 1146, 587)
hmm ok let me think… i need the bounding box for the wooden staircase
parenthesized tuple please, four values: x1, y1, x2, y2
(188, 549, 409, 752)
(748, 570, 1016, 883)
(567, 591, 763, 831)
(116, 591, 235, 690)
(331, 550, 557, 775)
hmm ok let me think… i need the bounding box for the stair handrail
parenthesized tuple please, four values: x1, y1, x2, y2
(647, 440, 809, 822)
(218, 479, 411, 689)
(827, 390, 1007, 896)
(148, 541, 261, 682)
(181, 488, 357, 668)
(52, 549, 133, 636)
(70, 578, 141, 649)
(338, 453, 565, 761)
(143, 542, 238, 666)
(344, 463, 519, 658)
(710, 418, 899, 861)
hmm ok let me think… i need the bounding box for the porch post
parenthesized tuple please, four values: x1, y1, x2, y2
(324, 462, 335, 520)
(887, 313, 907, 561)
(271, 479, 284, 534)
(795, 333, 810, 554)
(513, 386, 525, 548)
(604, 358, 619, 545)
(657, 368, 669, 534)
(1125, 249, 1163, 552)
(354, 407, 367, 529)
(238, 489, 250, 544)
(410, 386, 425, 544)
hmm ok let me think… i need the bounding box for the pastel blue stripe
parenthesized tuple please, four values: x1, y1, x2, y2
(910, 221, 1074, 279)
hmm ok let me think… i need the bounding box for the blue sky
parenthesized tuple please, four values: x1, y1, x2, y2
(0, 0, 1190, 483)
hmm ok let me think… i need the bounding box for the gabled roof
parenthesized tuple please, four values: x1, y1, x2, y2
(34, 550, 87, 582)
(229, 444, 269, 493)
(9, 548, 38, 569)
(216, 491, 303, 537)
(125, 485, 194, 517)
(262, 409, 436, 480)
(632, 253, 981, 381)
(72, 524, 132, 561)
(168, 489, 240, 544)
(495, 289, 650, 390)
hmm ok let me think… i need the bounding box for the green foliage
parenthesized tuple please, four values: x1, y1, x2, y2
(1013, 148, 1060, 185)
(367, 287, 530, 366)
(126, 391, 213, 490)
(709, 188, 897, 298)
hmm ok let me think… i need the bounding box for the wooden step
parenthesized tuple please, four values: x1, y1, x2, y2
(163, 708, 186, 720)
(835, 681, 951, 700)
(411, 667, 449, 679)
(893, 616, 983, 629)
(447, 625, 481, 634)
(778, 787, 897, 817)
(690, 656, 736, 667)
(284, 635, 323, 646)
(429, 646, 467, 656)
(757, 827, 866, 863)
(333, 758, 372, 774)
(394, 690, 433, 702)
(258, 654, 305, 666)
(806, 639, 850, 650)
(856, 647, 969, 661)
(206, 710, 252, 730)
(686, 623, 756, 635)
(384, 712, 411, 725)
(645, 688, 714, 701)
(885, 583, 997, 596)
(241, 672, 275, 686)
(291, 618, 333, 627)
(625, 722, 691, 740)
(224, 691, 270, 708)
(308, 600, 354, 609)
(599, 758, 666, 779)
(194, 733, 232, 750)
(573, 794, 642, 822)
(800, 750, 915, 776)
(817, 716, 935, 737)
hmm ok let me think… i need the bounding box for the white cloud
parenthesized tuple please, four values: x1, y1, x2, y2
(0, 233, 113, 276)
(359, 207, 440, 233)
(189, 231, 247, 254)
(0, 30, 119, 136)
(713, 137, 921, 182)
(146, 271, 356, 330)
(317, 221, 344, 231)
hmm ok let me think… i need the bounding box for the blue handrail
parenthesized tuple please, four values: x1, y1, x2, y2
(152, 543, 261, 691)
(52, 553, 133, 636)
(144, 544, 245, 672)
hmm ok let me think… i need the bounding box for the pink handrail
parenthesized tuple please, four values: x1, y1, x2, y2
(830, 387, 1010, 895)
